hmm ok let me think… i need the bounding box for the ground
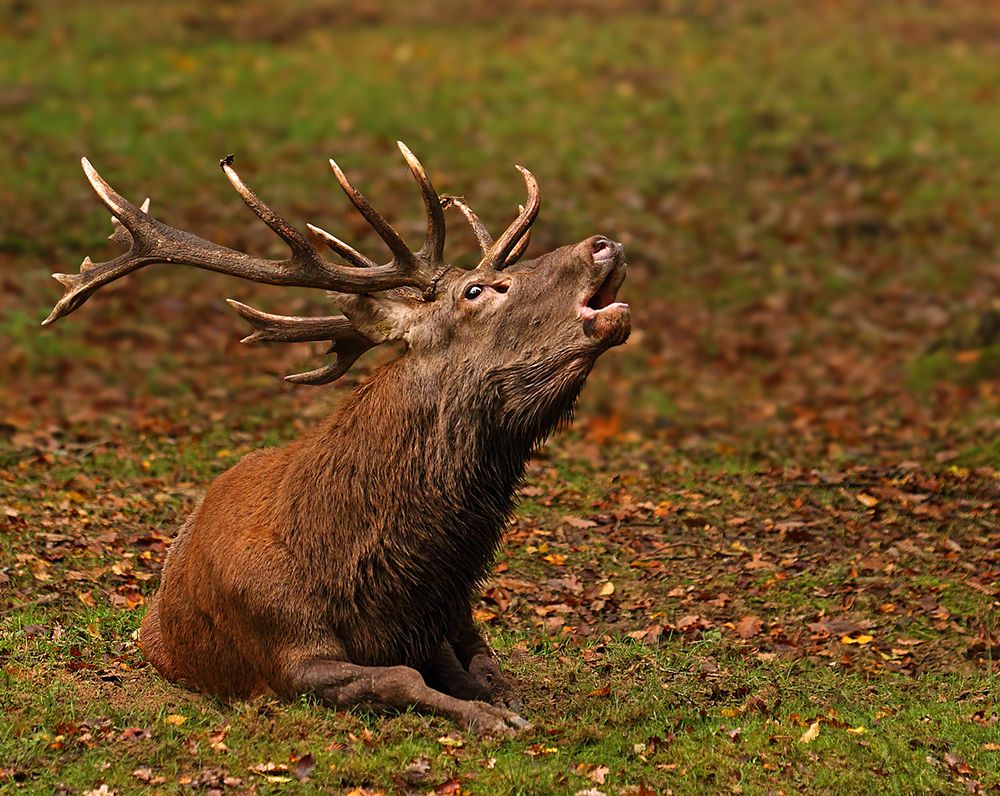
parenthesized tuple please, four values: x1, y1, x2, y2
(1, 1, 998, 794)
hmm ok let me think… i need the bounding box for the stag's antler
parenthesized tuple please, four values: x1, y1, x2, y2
(442, 196, 533, 268)
(478, 166, 539, 272)
(225, 300, 377, 385)
(44, 142, 541, 384)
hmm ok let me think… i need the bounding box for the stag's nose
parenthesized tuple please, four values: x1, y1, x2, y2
(590, 236, 622, 263)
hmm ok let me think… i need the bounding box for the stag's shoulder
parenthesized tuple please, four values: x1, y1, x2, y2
(197, 445, 293, 520)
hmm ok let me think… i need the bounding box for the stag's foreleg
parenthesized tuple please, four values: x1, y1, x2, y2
(449, 609, 521, 710)
(283, 658, 530, 735)
(422, 642, 494, 703)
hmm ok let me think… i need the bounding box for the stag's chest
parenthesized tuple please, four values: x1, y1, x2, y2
(336, 516, 503, 666)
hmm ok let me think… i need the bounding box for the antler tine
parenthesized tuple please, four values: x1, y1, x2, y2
(504, 204, 531, 266)
(441, 195, 529, 266)
(480, 165, 540, 272)
(220, 158, 329, 274)
(283, 357, 364, 386)
(396, 141, 446, 264)
(226, 299, 377, 385)
(306, 223, 378, 269)
(226, 299, 359, 344)
(328, 158, 415, 267)
(107, 197, 150, 247)
(441, 195, 493, 255)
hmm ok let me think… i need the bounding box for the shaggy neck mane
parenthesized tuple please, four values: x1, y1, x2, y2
(275, 355, 556, 663)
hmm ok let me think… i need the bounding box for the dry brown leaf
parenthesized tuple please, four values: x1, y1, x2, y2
(735, 615, 763, 639)
(799, 720, 820, 744)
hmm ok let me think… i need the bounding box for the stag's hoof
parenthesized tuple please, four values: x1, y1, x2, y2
(489, 689, 523, 713)
(496, 691, 524, 713)
(465, 701, 533, 736)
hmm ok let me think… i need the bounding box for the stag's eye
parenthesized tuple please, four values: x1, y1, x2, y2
(464, 285, 484, 300)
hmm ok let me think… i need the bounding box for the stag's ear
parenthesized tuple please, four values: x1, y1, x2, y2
(331, 292, 422, 343)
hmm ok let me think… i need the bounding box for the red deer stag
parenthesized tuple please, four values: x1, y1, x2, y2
(44, 143, 630, 733)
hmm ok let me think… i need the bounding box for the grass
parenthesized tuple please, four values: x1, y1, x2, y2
(2, 0, 999, 793)
(2, 625, 996, 794)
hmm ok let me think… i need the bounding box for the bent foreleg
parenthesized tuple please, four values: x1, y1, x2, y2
(283, 658, 529, 735)
(450, 608, 520, 709)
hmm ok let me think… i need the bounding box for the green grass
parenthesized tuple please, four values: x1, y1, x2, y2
(3, 626, 997, 795)
(2, 0, 998, 793)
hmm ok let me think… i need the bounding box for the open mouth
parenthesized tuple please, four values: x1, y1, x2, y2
(578, 239, 631, 346)
(586, 268, 622, 312)
(580, 260, 628, 319)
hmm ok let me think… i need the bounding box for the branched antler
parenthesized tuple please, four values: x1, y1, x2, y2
(43, 153, 436, 328)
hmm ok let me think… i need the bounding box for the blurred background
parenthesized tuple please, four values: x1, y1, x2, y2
(1, 0, 998, 473)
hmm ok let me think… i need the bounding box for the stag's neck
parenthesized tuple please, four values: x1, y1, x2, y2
(284, 359, 534, 576)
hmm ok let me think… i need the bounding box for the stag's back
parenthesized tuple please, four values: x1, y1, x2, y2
(140, 445, 306, 696)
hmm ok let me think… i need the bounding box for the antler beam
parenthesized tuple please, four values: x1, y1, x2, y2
(43, 154, 443, 327)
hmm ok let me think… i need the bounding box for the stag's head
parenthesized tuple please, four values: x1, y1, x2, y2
(43, 143, 630, 411)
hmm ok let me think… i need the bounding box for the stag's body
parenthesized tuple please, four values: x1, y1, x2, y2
(142, 357, 534, 697)
(46, 143, 629, 732)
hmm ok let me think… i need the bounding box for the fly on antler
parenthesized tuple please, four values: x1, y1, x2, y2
(45, 142, 630, 734)
(44, 142, 538, 384)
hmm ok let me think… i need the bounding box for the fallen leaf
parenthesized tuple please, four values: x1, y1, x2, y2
(293, 752, 314, 782)
(944, 752, 975, 776)
(404, 755, 431, 784)
(208, 727, 229, 752)
(589, 765, 609, 784)
(249, 761, 292, 783)
(856, 492, 879, 508)
(735, 615, 763, 639)
(562, 516, 598, 529)
(744, 554, 775, 571)
(799, 720, 821, 744)
(437, 734, 464, 748)
(131, 767, 165, 785)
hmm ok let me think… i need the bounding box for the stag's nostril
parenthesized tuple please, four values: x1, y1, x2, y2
(592, 238, 610, 255)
